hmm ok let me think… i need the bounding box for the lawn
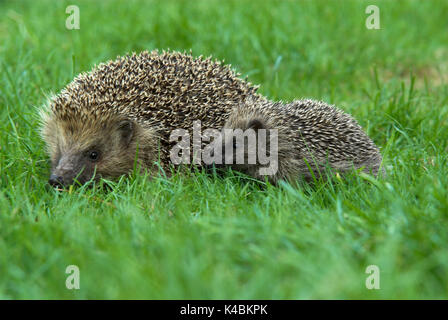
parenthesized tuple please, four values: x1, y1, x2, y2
(0, 0, 447, 299)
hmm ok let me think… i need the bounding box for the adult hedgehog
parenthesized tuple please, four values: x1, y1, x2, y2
(40, 50, 262, 187)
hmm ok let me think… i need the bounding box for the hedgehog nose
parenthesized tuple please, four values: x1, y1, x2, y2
(48, 174, 64, 188)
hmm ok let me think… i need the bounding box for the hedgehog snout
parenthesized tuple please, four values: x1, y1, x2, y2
(48, 174, 64, 189)
(49, 167, 76, 188)
(49, 154, 85, 188)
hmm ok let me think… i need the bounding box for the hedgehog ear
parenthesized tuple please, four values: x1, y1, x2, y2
(117, 119, 134, 147)
(247, 118, 266, 132)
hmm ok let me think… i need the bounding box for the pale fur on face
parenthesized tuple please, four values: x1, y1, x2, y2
(41, 110, 157, 187)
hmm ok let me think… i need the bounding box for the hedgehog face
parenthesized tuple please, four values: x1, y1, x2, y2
(43, 115, 145, 188)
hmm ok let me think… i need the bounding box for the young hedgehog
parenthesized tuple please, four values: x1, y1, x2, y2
(209, 98, 384, 184)
(40, 50, 263, 187)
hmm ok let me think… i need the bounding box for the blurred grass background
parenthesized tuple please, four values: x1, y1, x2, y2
(0, 0, 447, 299)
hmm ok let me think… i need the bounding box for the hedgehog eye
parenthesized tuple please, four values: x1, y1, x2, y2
(88, 151, 100, 161)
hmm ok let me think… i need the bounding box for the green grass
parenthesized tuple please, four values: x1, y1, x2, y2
(1, 0, 448, 299)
